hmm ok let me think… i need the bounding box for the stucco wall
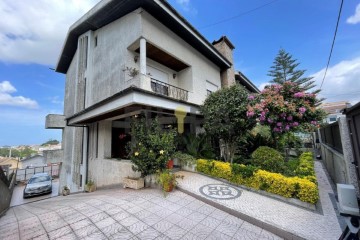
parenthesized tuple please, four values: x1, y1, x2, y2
(141, 11, 221, 105)
(86, 11, 142, 106)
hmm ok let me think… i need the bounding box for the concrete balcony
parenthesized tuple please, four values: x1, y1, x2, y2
(45, 114, 66, 129)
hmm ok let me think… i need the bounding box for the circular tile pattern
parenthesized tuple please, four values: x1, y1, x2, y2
(199, 184, 241, 200)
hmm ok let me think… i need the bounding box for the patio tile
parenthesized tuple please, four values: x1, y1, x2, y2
(82, 230, 107, 240)
(56, 233, 78, 240)
(127, 206, 143, 214)
(142, 214, 162, 226)
(181, 232, 199, 240)
(87, 211, 108, 222)
(110, 228, 134, 239)
(206, 230, 232, 240)
(48, 225, 72, 240)
(153, 220, 174, 233)
(215, 221, 239, 237)
(95, 217, 116, 229)
(201, 216, 221, 229)
(63, 213, 87, 224)
(164, 225, 187, 240)
(260, 229, 284, 240)
(190, 223, 212, 239)
(154, 234, 171, 240)
(74, 225, 98, 238)
(222, 214, 244, 227)
(33, 234, 49, 240)
(155, 209, 173, 218)
(176, 218, 196, 231)
(127, 221, 149, 235)
(113, 211, 131, 221)
(120, 216, 140, 227)
(101, 222, 124, 237)
(106, 207, 124, 216)
(175, 207, 194, 217)
(70, 218, 93, 231)
(239, 221, 262, 234)
(187, 211, 207, 223)
(166, 212, 185, 225)
(136, 227, 161, 240)
(196, 205, 216, 215)
(133, 209, 153, 219)
(232, 228, 261, 240)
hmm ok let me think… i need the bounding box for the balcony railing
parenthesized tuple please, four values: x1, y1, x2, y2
(150, 78, 188, 101)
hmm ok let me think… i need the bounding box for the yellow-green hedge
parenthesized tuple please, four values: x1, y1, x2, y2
(196, 155, 319, 204)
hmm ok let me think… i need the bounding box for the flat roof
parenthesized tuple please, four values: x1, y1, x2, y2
(56, 0, 232, 73)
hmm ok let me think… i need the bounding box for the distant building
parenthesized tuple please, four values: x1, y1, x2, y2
(20, 155, 46, 168)
(321, 101, 351, 123)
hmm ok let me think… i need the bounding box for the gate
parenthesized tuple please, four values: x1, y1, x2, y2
(16, 163, 60, 182)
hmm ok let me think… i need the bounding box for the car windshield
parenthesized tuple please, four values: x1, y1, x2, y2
(28, 175, 51, 184)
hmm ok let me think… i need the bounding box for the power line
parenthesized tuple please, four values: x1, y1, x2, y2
(320, 0, 344, 90)
(199, 0, 280, 29)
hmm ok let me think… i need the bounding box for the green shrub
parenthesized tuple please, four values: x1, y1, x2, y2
(251, 146, 285, 173)
(196, 159, 214, 175)
(295, 152, 315, 177)
(231, 163, 258, 178)
(173, 152, 196, 166)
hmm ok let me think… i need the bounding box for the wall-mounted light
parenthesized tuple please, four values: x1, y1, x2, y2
(173, 73, 176, 79)
(134, 55, 139, 63)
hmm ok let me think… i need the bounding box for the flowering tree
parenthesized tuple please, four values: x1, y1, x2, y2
(129, 118, 177, 178)
(247, 82, 325, 137)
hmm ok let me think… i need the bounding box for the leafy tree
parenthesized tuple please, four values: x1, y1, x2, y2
(129, 118, 177, 178)
(41, 139, 59, 146)
(268, 49, 317, 93)
(201, 84, 257, 163)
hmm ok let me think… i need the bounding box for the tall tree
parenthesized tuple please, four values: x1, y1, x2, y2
(268, 49, 317, 92)
(201, 84, 257, 163)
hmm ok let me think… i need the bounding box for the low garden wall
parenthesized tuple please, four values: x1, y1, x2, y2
(196, 152, 319, 204)
(0, 171, 16, 216)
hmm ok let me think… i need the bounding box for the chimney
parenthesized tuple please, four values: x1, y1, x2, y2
(212, 36, 235, 88)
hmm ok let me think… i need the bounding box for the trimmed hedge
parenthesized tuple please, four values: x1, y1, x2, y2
(251, 146, 284, 173)
(196, 152, 319, 204)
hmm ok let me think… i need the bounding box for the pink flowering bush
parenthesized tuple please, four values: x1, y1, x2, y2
(247, 82, 325, 134)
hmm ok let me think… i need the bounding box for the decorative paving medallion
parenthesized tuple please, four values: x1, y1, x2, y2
(199, 184, 241, 200)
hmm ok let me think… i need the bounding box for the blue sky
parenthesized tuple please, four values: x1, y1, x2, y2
(0, 0, 360, 146)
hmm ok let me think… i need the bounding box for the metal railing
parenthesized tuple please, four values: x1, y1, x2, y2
(151, 78, 188, 101)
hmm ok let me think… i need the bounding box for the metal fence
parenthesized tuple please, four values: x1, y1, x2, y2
(16, 163, 60, 182)
(320, 121, 343, 153)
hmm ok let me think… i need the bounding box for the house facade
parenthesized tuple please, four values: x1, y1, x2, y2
(46, 0, 259, 193)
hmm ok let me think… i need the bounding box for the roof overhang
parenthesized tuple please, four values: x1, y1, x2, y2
(56, 0, 231, 73)
(235, 71, 260, 93)
(67, 87, 201, 125)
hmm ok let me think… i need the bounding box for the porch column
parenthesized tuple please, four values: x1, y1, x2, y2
(140, 38, 146, 75)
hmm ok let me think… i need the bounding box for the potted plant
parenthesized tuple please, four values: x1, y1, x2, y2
(123, 176, 144, 189)
(62, 185, 70, 196)
(156, 170, 183, 195)
(85, 179, 96, 192)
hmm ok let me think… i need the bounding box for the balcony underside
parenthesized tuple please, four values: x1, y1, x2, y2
(67, 87, 200, 125)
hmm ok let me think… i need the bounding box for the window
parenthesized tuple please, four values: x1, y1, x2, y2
(94, 36, 98, 47)
(329, 117, 337, 122)
(206, 80, 218, 96)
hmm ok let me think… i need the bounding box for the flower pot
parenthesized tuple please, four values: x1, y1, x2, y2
(123, 177, 144, 189)
(85, 185, 96, 192)
(167, 159, 174, 169)
(62, 189, 70, 196)
(163, 183, 174, 192)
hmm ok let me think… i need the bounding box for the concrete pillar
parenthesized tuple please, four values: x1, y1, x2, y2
(338, 116, 360, 196)
(140, 38, 146, 75)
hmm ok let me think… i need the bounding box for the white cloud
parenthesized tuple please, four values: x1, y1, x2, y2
(258, 82, 270, 91)
(176, 0, 197, 14)
(347, 3, 360, 24)
(0, 81, 38, 108)
(311, 57, 360, 105)
(0, 0, 99, 65)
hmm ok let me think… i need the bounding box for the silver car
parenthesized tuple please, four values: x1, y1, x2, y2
(23, 173, 52, 198)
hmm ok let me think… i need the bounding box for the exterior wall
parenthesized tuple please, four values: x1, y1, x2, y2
(20, 156, 45, 168)
(319, 116, 359, 196)
(43, 149, 64, 164)
(141, 11, 222, 105)
(86, 11, 142, 107)
(87, 121, 140, 188)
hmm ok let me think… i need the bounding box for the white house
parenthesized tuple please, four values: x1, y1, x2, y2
(46, 0, 259, 193)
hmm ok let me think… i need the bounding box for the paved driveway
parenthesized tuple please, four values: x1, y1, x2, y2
(0, 188, 281, 240)
(10, 179, 60, 207)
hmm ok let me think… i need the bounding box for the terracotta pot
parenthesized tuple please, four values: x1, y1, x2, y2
(167, 159, 174, 169)
(163, 183, 174, 192)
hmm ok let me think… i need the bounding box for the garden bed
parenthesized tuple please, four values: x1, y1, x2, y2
(196, 152, 319, 204)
